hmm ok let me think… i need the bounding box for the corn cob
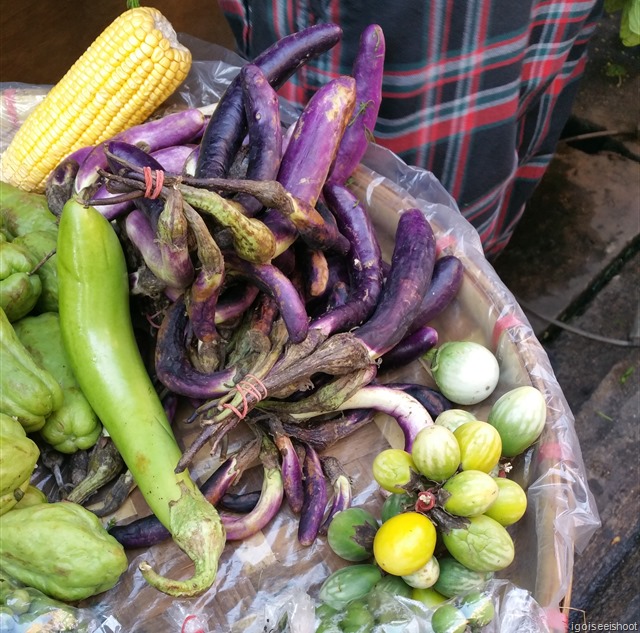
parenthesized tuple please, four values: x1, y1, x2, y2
(0, 7, 192, 193)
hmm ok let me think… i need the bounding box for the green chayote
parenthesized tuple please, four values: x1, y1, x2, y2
(13, 313, 101, 453)
(0, 240, 42, 322)
(0, 413, 40, 516)
(0, 307, 63, 432)
(13, 229, 59, 313)
(0, 502, 128, 601)
(0, 182, 58, 240)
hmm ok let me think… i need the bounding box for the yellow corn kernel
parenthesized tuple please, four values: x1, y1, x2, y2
(0, 7, 192, 193)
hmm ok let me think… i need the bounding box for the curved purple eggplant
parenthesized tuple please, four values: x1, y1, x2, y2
(195, 23, 342, 179)
(297, 443, 328, 546)
(235, 64, 283, 216)
(225, 253, 309, 344)
(328, 24, 385, 185)
(318, 456, 352, 535)
(181, 200, 225, 343)
(263, 76, 357, 256)
(379, 325, 438, 371)
(330, 384, 434, 452)
(75, 108, 206, 192)
(354, 208, 436, 358)
(314, 183, 383, 336)
(267, 417, 305, 514)
(155, 296, 239, 399)
(219, 434, 284, 541)
(407, 254, 464, 333)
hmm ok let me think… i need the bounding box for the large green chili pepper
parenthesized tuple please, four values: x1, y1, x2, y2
(56, 198, 225, 597)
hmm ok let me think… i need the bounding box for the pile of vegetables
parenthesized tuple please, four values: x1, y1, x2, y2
(0, 4, 552, 630)
(315, 378, 547, 632)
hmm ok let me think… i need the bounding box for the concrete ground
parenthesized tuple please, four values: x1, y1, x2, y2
(492, 10, 640, 627)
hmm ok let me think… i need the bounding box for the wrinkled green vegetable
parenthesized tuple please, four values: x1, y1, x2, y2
(13, 312, 101, 453)
(13, 229, 59, 313)
(0, 307, 63, 432)
(0, 501, 128, 601)
(0, 413, 40, 516)
(0, 182, 58, 239)
(0, 241, 42, 321)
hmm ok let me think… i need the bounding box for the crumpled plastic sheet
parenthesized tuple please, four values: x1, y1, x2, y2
(0, 31, 601, 633)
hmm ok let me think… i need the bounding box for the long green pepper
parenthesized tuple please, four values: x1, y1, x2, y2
(56, 198, 225, 597)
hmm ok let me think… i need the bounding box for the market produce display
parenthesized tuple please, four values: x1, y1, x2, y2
(0, 3, 592, 632)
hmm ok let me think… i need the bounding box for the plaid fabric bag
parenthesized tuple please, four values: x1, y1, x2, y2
(217, 0, 602, 257)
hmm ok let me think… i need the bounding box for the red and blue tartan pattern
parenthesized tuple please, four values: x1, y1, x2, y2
(217, 0, 602, 257)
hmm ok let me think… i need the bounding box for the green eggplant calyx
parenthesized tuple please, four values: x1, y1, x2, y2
(139, 481, 225, 597)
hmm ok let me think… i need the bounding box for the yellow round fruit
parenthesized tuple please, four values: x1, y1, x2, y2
(373, 512, 437, 576)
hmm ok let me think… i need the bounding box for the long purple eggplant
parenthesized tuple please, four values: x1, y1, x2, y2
(182, 199, 226, 344)
(263, 76, 357, 256)
(314, 183, 384, 336)
(75, 108, 206, 192)
(353, 209, 436, 358)
(235, 64, 283, 216)
(225, 253, 309, 344)
(155, 296, 239, 399)
(318, 456, 352, 535)
(267, 416, 305, 514)
(379, 325, 438, 371)
(219, 434, 284, 541)
(109, 439, 260, 549)
(297, 443, 328, 546)
(407, 255, 464, 333)
(281, 408, 375, 452)
(383, 382, 453, 419)
(292, 384, 433, 452)
(195, 23, 342, 179)
(328, 24, 385, 185)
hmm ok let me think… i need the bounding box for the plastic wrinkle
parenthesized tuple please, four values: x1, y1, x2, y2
(536, 439, 576, 463)
(492, 312, 525, 348)
(142, 165, 165, 199)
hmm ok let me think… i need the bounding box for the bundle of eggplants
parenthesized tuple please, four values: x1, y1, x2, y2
(48, 22, 466, 550)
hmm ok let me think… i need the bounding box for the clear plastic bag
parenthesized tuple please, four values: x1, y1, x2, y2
(0, 32, 600, 633)
(0, 570, 117, 633)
